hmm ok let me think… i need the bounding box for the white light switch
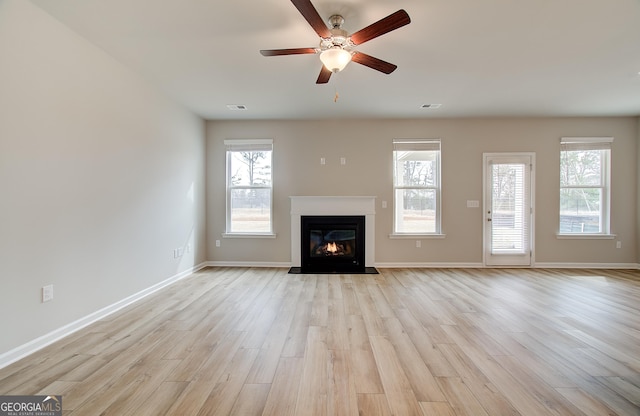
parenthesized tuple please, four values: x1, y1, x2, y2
(467, 200, 480, 208)
(320, 157, 326, 165)
(42, 285, 53, 303)
(340, 157, 346, 165)
(381, 200, 387, 209)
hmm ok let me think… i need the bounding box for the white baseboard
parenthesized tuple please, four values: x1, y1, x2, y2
(205, 261, 292, 268)
(532, 262, 639, 269)
(377, 262, 638, 269)
(0, 262, 208, 370)
(205, 261, 640, 270)
(375, 262, 485, 268)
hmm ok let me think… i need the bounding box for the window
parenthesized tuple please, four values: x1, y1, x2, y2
(393, 139, 441, 234)
(559, 137, 612, 235)
(225, 139, 273, 235)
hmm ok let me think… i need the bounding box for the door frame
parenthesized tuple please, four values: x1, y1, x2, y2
(482, 152, 536, 267)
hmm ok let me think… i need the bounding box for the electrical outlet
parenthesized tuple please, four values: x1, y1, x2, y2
(216, 240, 221, 247)
(42, 285, 53, 303)
(616, 241, 622, 249)
(416, 240, 421, 248)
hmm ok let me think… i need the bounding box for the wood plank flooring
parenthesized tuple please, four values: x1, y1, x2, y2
(1, 267, 639, 415)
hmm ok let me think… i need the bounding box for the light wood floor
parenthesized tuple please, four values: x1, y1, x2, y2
(1, 267, 639, 415)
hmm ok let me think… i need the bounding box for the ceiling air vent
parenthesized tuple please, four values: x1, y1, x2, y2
(421, 104, 441, 109)
(226, 105, 247, 110)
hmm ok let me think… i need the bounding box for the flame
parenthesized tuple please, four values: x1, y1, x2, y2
(327, 242, 338, 253)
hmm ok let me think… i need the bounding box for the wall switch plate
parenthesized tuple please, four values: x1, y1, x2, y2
(416, 240, 421, 248)
(340, 157, 346, 165)
(467, 200, 480, 208)
(616, 241, 622, 248)
(381, 200, 387, 209)
(216, 240, 221, 247)
(42, 285, 53, 303)
(320, 157, 326, 165)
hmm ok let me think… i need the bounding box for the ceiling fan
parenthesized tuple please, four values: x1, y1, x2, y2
(260, 0, 411, 84)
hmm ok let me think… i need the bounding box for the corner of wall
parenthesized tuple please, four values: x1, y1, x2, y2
(637, 116, 640, 263)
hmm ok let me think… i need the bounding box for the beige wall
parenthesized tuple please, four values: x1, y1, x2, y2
(207, 117, 638, 266)
(0, 1, 206, 356)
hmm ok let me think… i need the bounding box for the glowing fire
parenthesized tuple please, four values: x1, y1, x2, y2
(326, 242, 338, 253)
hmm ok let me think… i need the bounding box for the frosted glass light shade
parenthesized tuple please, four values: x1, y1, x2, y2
(320, 47, 352, 73)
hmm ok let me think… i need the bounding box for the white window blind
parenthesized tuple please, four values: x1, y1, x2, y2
(393, 139, 441, 152)
(225, 139, 273, 152)
(490, 162, 529, 253)
(560, 137, 613, 151)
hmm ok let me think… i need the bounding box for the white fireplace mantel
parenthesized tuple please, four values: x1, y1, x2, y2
(290, 196, 376, 267)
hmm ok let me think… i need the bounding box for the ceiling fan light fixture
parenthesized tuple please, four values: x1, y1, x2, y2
(320, 47, 352, 73)
(260, 2, 410, 84)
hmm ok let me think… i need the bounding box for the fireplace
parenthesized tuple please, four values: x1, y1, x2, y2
(290, 196, 377, 273)
(301, 215, 365, 273)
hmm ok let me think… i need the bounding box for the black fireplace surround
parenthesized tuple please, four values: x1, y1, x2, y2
(300, 215, 366, 273)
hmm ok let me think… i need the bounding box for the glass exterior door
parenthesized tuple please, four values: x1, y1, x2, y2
(484, 154, 534, 266)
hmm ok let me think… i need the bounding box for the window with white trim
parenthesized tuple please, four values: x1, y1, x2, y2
(393, 139, 441, 234)
(559, 137, 612, 235)
(225, 139, 273, 234)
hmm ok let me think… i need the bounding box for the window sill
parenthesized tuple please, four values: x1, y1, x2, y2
(556, 233, 616, 240)
(223, 233, 277, 239)
(389, 233, 446, 239)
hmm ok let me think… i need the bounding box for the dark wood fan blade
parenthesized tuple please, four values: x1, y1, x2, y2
(291, 0, 332, 38)
(349, 9, 411, 45)
(260, 48, 318, 56)
(316, 66, 332, 84)
(351, 52, 397, 74)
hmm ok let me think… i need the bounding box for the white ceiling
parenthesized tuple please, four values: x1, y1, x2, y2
(31, 0, 640, 120)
